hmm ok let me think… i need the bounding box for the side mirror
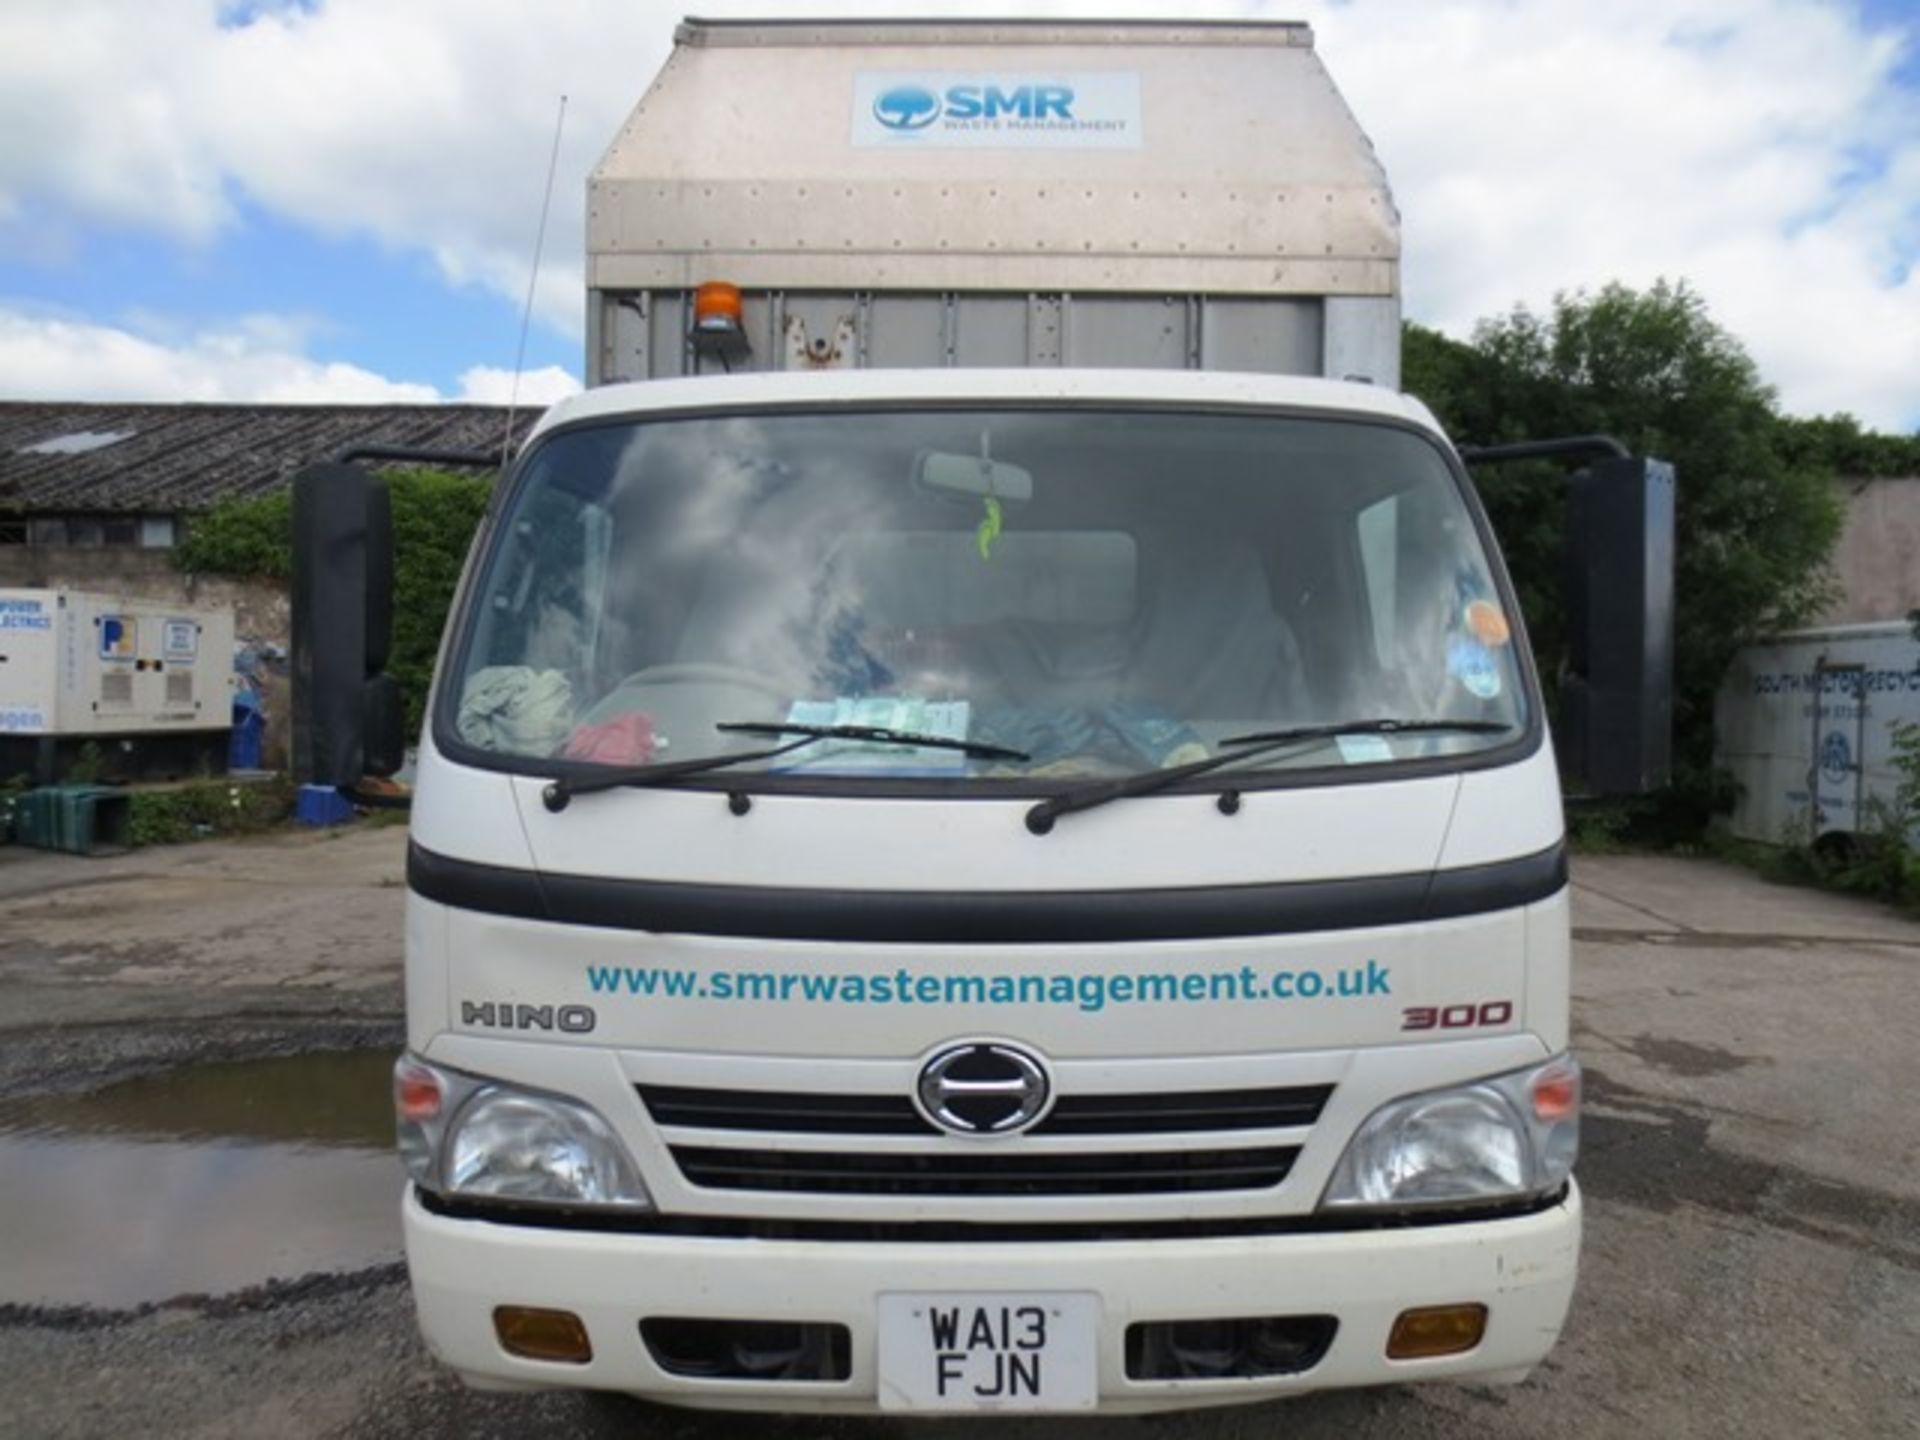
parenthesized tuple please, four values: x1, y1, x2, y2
(362, 672, 407, 778)
(291, 463, 401, 787)
(1561, 456, 1675, 795)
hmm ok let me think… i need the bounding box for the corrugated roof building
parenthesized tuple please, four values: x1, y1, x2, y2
(0, 402, 536, 547)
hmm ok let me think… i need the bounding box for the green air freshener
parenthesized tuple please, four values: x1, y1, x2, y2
(976, 495, 1003, 560)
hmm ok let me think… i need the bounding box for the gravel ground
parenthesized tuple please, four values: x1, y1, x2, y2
(0, 832, 1915, 1439)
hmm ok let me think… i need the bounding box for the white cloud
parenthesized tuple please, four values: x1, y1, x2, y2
(0, 0, 1915, 425)
(0, 0, 654, 335)
(453, 364, 582, 406)
(0, 2, 233, 240)
(1300, 0, 1920, 426)
(0, 306, 575, 404)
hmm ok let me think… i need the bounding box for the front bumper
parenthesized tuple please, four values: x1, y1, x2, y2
(404, 1182, 1581, 1414)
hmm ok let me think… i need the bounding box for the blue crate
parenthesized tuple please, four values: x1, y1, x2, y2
(294, 784, 355, 826)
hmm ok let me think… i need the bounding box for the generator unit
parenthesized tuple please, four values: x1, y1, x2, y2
(0, 589, 235, 785)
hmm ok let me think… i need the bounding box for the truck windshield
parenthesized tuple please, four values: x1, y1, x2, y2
(444, 407, 1529, 787)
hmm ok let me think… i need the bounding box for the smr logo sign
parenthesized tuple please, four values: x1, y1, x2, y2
(873, 82, 1076, 131)
(854, 72, 1142, 150)
(872, 84, 939, 130)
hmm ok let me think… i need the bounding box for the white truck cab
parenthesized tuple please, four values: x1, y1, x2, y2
(287, 19, 1670, 1416)
(392, 366, 1581, 1411)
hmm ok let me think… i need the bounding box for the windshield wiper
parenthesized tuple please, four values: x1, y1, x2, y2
(542, 736, 820, 812)
(715, 720, 1028, 762)
(543, 722, 1030, 813)
(1023, 719, 1513, 835)
(1215, 718, 1514, 748)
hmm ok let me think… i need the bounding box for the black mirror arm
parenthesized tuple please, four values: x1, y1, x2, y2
(1457, 435, 1630, 467)
(333, 444, 506, 469)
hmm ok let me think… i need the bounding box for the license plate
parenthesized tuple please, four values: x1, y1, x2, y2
(877, 1292, 1100, 1412)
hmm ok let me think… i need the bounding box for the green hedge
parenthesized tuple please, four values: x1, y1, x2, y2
(177, 468, 491, 733)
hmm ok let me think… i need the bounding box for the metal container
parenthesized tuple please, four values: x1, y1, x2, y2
(13, 784, 132, 856)
(1714, 622, 1920, 845)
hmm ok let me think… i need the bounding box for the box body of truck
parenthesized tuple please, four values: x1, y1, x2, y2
(587, 18, 1400, 390)
(387, 20, 1587, 1414)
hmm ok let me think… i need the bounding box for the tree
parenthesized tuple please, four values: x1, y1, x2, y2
(1771, 411, 1920, 479)
(1406, 281, 1845, 834)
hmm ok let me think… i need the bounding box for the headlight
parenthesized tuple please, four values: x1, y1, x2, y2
(393, 1054, 653, 1212)
(1320, 1055, 1580, 1212)
(446, 1091, 650, 1207)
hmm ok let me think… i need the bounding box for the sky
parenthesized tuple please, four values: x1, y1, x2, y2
(0, 0, 1915, 429)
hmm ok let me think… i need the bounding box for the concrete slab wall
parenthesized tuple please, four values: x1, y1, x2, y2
(1819, 475, 1920, 626)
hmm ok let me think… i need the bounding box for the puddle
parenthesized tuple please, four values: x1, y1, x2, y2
(0, 1050, 403, 1309)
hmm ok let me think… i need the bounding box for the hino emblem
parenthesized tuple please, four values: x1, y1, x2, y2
(916, 1042, 1051, 1135)
(459, 1000, 596, 1034)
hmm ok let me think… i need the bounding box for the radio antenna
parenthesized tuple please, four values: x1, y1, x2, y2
(501, 93, 569, 465)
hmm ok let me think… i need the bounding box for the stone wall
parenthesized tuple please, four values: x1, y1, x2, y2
(0, 547, 289, 649)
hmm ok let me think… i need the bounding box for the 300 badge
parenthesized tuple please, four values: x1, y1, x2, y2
(1401, 999, 1514, 1031)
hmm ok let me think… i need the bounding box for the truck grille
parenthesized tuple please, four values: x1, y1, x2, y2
(639, 1082, 1328, 1198)
(637, 1083, 1332, 1137)
(669, 1145, 1299, 1196)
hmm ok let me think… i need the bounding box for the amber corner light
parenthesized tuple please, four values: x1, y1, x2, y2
(494, 1306, 593, 1364)
(1386, 1303, 1488, 1360)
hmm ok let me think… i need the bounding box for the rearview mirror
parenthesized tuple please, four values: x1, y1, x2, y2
(915, 450, 1034, 504)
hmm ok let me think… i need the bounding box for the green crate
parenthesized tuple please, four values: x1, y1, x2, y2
(14, 785, 132, 856)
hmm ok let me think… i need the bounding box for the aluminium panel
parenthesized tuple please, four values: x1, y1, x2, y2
(1202, 298, 1324, 376)
(1322, 295, 1402, 391)
(864, 295, 949, 370)
(591, 19, 1398, 306)
(601, 289, 1333, 379)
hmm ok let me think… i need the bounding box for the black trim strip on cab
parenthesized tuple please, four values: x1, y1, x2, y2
(416, 1183, 1570, 1242)
(407, 841, 1567, 945)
